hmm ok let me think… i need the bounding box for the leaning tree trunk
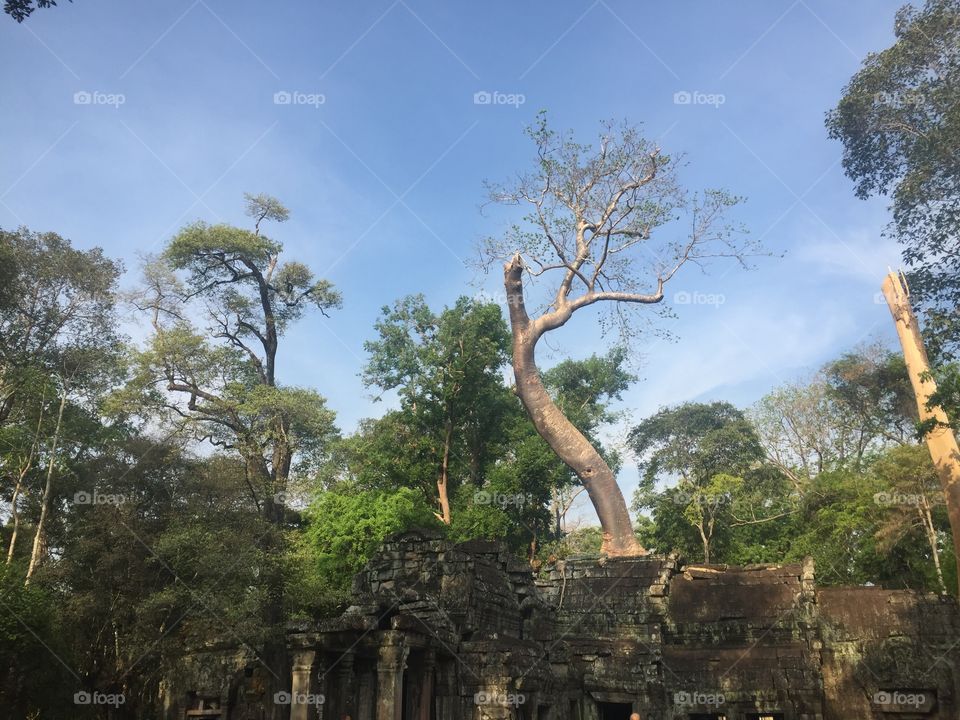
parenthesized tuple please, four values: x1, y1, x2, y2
(882, 271, 960, 597)
(505, 258, 643, 556)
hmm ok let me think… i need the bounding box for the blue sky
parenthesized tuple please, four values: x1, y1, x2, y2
(0, 0, 907, 520)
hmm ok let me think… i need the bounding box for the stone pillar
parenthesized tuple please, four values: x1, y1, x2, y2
(417, 649, 436, 720)
(337, 651, 357, 720)
(315, 656, 329, 720)
(473, 680, 515, 720)
(356, 668, 376, 720)
(290, 651, 316, 720)
(376, 639, 409, 720)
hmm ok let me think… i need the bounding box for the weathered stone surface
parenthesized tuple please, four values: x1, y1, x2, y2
(162, 533, 960, 720)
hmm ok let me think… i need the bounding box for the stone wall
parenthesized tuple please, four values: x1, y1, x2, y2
(162, 529, 960, 720)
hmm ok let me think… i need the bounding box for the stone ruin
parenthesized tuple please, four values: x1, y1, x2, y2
(162, 529, 960, 720)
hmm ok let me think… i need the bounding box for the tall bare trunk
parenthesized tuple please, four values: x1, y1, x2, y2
(918, 497, 947, 594)
(435, 421, 452, 525)
(6, 476, 24, 566)
(504, 257, 642, 556)
(882, 271, 960, 597)
(25, 384, 68, 584)
(8, 390, 46, 565)
(699, 527, 711, 564)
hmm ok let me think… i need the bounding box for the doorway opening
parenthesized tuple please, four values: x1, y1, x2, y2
(597, 702, 632, 720)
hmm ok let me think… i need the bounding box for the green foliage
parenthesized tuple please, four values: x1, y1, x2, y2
(827, 0, 960, 357)
(244, 192, 290, 227)
(823, 348, 917, 446)
(544, 346, 635, 454)
(536, 526, 605, 564)
(0, 566, 71, 715)
(360, 294, 513, 513)
(926, 362, 960, 432)
(2, 199, 956, 720)
(299, 485, 441, 608)
(750, 346, 915, 484)
(630, 401, 794, 563)
(0, 227, 122, 421)
(4, 0, 69, 23)
(631, 401, 764, 498)
(163, 220, 341, 335)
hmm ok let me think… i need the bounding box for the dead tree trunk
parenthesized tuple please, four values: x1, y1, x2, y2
(882, 270, 960, 597)
(505, 256, 643, 556)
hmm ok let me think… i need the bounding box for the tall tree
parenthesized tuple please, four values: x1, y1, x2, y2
(882, 271, 960, 595)
(483, 114, 755, 555)
(362, 295, 512, 524)
(127, 193, 340, 718)
(750, 346, 915, 486)
(630, 401, 780, 563)
(826, 0, 960, 357)
(873, 444, 950, 593)
(0, 228, 123, 581)
(0, 228, 120, 431)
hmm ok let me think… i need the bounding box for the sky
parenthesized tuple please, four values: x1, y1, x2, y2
(0, 0, 908, 522)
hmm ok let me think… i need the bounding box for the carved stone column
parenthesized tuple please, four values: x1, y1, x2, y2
(376, 638, 409, 720)
(290, 650, 316, 720)
(314, 656, 329, 720)
(356, 667, 376, 720)
(336, 651, 357, 720)
(417, 649, 436, 720)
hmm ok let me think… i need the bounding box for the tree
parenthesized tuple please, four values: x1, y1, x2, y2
(483, 114, 754, 555)
(126, 193, 340, 717)
(536, 347, 635, 538)
(0, 227, 120, 432)
(826, 0, 960, 358)
(0, 228, 123, 582)
(749, 346, 914, 486)
(362, 295, 512, 524)
(299, 484, 440, 608)
(822, 346, 916, 447)
(630, 402, 791, 563)
(873, 444, 950, 593)
(881, 271, 960, 595)
(785, 464, 952, 593)
(0, 566, 68, 716)
(3, 0, 69, 23)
